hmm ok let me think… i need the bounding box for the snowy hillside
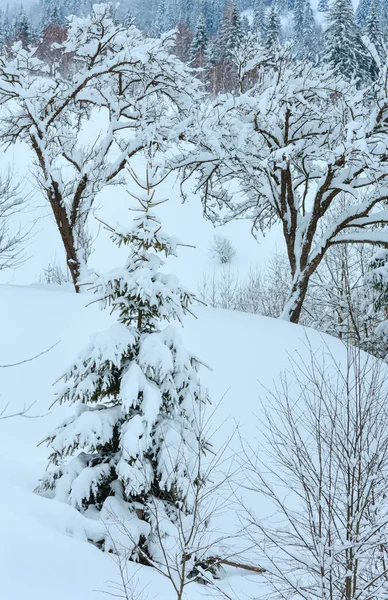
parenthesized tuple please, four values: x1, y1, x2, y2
(0, 283, 353, 600)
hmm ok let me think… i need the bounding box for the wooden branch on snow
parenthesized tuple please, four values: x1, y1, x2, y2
(210, 557, 266, 574)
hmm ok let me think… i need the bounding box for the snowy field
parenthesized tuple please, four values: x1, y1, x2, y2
(0, 279, 353, 599)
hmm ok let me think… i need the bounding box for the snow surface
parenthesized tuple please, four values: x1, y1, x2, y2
(0, 282, 353, 600)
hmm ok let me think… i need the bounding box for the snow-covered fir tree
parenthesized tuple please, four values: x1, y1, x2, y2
(14, 7, 31, 48)
(38, 161, 210, 561)
(317, 0, 328, 12)
(293, 0, 305, 57)
(154, 0, 170, 33)
(265, 3, 281, 50)
(303, 0, 318, 61)
(356, 0, 370, 28)
(324, 0, 368, 82)
(363, 249, 388, 358)
(366, 0, 384, 58)
(190, 13, 208, 67)
(252, 0, 266, 38)
(218, 0, 244, 61)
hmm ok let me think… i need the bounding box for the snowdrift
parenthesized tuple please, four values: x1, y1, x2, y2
(0, 283, 353, 599)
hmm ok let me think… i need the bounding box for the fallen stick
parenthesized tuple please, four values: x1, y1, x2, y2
(210, 557, 266, 574)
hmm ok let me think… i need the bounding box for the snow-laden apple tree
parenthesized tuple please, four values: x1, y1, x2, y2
(178, 46, 388, 323)
(0, 3, 200, 291)
(37, 160, 211, 568)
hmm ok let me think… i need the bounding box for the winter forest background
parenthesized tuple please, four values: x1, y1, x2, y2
(5, 0, 388, 599)
(2, 0, 387, 91)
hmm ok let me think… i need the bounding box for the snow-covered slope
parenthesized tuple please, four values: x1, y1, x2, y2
(0, 283, 351, 600)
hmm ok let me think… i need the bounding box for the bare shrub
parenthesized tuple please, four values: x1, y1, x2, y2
(0, 171, 29, 271)
(39, 260, 71, 286)
(209, 235, 236, 265)
(241, 342, 388, 600)
(198, 253, 290, 317)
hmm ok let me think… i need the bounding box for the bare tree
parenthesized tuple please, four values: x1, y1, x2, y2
(240, 342, 388, 600)
(0, 4, 200, 291)
(304, 242, 374, 345)
(180, 46, 388, 323)
(0, 171, 28, 271)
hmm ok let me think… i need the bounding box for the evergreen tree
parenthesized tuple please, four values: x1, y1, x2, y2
(265, 4, 281, 50)
(366, 0, 384, 57)
(317, 0, 328, 11)
(381, 0, 388, 34)
(293, 0, 305, 58)
(303, 0, 318, 61)
(0, 11, 4, 51)
(324, 0, 368, 82)
(154, 0, 169, 33)
(356, 0, 370, 28)
(48, 6, 65, 25)
(203, 0, 217, 34)
(253, 0, 266, 38)
(190, 12, 208, 66)
(14, 7, 31, 49)
(218, 0, 244, 61)
(241, 14, 250, 32)
(38, 162, 209, 560)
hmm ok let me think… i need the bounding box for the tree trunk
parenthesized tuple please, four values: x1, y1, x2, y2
(280, 272, 310, 323)
(50, 200, 80, 293)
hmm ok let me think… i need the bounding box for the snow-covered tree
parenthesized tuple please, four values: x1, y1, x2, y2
(154, 0, 170, 34)
(356, 0, 370, 28)
(190, 12, 208, 67)
(38, 160, 210, 565)
(366, 0, 384, 59)
(303, 0, 318, 61)
(252, 0, 266, 38)
(265, 3, 281, 50)
(14, 7, 31, 48)
(230, 32, 267, 92)
(0, 3, 200, 292)
(363, 249, 388, 358)
(218, 0, 244, 61)
(324, 0, 368, 82)
(317, 0, 328, 12)
(179, 48, 388, 323)
(293, 0, 305, 58)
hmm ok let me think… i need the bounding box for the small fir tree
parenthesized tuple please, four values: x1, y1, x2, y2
(252, 0, 266, 38)
(265, 4, 281, 50)
(293, 0, 305, 58)
(14, 7, 31, 49)
(317, 0, 328, 11)
(190, 13, 208, 67)
(38, 162, 210, 561)
(303, 0, 318, 61)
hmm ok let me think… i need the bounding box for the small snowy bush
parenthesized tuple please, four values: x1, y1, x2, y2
(209, 235, 236, 264)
